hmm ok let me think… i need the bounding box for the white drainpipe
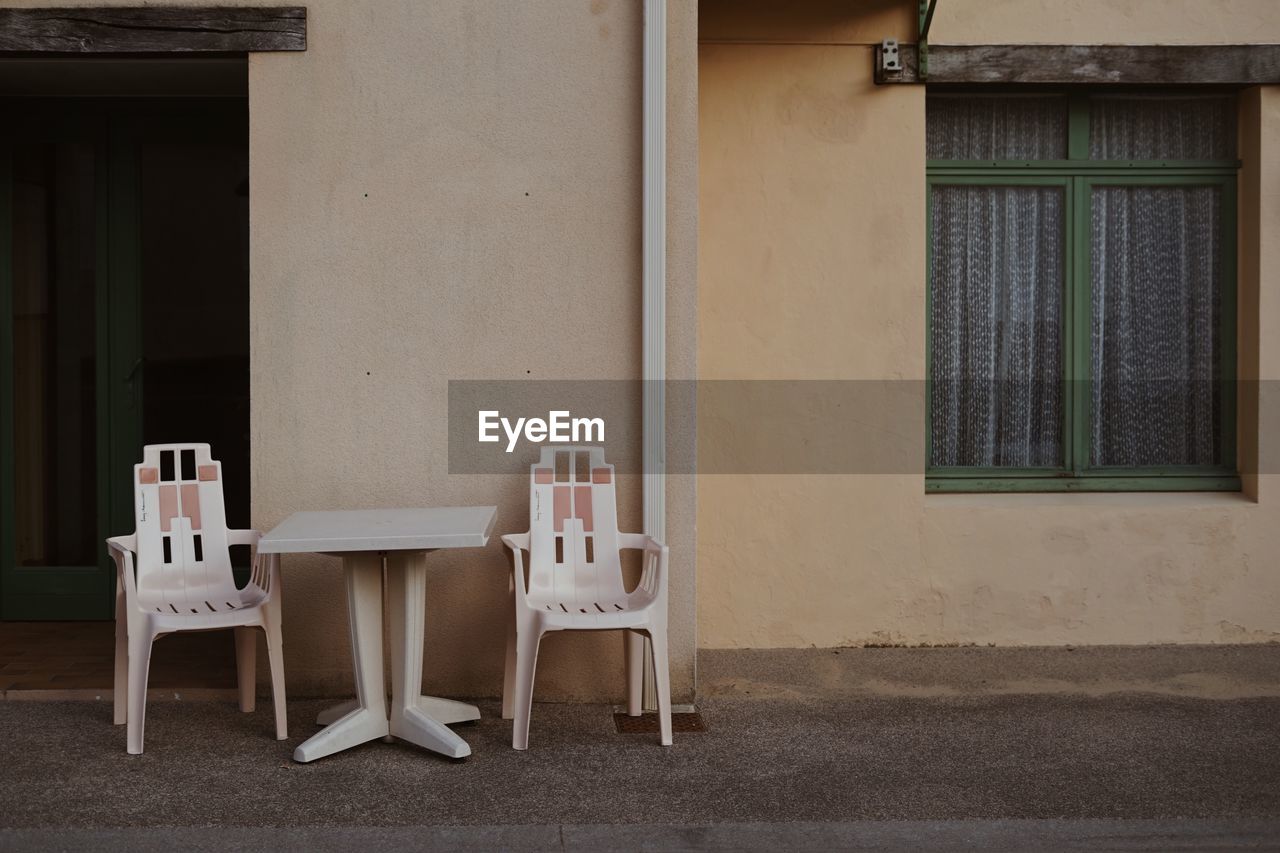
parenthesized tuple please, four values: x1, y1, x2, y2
(641, 0, 666, 711)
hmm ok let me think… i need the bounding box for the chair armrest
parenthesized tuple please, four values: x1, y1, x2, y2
(226, 530, 281, 596)
(502, 533, 531, 602)
(226, 528, 262, 547)
(618, 533, 669, 598)
(618, 532, 666, 554)
(106, 535, 139, 602)
(247, 550, 282, 597)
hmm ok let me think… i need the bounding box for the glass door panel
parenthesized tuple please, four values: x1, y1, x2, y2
(1, 103, 113, 620)
(12, 142, 99, 570)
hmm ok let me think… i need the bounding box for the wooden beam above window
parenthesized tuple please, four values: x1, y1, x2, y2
(876, 44, 1280, 86)
(0, 7, 306, 54)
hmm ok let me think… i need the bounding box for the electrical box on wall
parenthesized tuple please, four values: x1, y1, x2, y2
(880, 38, 902, 74)
(874, 39, 921, 84)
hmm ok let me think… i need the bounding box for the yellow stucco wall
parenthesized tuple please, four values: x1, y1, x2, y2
(9, 0, 698, 701)
(935, 1, 1280, 45)
(698, 1, 1280, 648)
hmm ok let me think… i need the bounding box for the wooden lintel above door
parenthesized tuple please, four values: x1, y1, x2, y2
(0, 6, 306, 54)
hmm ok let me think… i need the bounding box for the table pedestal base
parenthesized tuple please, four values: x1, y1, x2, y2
(316, 696, 481, 727)
(293, 551, 478, 763)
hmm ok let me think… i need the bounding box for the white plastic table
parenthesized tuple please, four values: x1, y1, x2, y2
(259, 506, 497, 763)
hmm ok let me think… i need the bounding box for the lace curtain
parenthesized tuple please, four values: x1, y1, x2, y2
(1090, 95, 1236, 160)
(1090, 186, 1222, 466)
(929, 186, 1065, 467)
(927, 95, 1067, 160)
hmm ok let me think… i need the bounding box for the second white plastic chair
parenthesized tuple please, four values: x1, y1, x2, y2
(502, 446, 672, 749)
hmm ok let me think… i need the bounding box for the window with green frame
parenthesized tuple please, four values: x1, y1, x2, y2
(926, 91, 1240, 493)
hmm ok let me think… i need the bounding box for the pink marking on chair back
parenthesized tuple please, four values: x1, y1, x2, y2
(132, 444, 240, 615)
(527, 446, 626, 612)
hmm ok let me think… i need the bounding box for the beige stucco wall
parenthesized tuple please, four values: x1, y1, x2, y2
(13, 0, 698, 701)
(249, 0, 699, 701)
(698, 0, 1280, 649)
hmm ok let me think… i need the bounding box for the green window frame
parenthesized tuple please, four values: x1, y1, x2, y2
(926, 91, 1240, 493)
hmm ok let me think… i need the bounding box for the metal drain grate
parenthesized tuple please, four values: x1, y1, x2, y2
(614, 712, 706, 734)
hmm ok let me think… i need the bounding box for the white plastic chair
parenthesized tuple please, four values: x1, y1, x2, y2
(502, 446, 671, 749)
(106, 443, 286, 754)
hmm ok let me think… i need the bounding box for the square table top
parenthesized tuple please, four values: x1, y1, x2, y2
(258, 506, 498, 554)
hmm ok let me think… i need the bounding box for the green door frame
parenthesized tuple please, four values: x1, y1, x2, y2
(0, 97, 248, 620)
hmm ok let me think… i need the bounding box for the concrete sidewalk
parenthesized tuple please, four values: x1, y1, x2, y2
(1, 646, 1278, 850)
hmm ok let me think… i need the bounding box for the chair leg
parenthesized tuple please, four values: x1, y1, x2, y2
(264, 611, 288, 741)
(234, 626, 257, 713)
(649, 630, 673, 747)
(511, 625, 542, 751)
(502, 610, 517, 720)
(126, 629, 154, 755)
(113, 588, 128, 726)
(625, 630, 644, 717)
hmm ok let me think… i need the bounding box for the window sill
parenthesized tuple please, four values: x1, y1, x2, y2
(924, 489, 1254, 510)
(927, 475, 1241, 494)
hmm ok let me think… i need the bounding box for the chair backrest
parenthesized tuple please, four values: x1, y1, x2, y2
(526, 446, 628, 612)
(131, 443, 238, 613)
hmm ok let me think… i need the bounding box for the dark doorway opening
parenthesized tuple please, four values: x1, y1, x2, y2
(138, 107, 251, 539)
(2, 59, 249, 629)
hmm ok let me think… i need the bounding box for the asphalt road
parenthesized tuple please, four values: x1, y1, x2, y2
(2, 645, 1277, 850)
